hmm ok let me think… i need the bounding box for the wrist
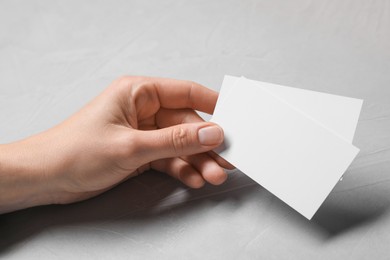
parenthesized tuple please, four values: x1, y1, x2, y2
(0, 131, 66, 213)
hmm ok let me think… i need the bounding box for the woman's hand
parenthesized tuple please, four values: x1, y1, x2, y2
(0, 76, 233, 213)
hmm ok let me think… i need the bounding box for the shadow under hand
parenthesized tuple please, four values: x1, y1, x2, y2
(2, 169, 387, 253)
(0, 169, 256, 254)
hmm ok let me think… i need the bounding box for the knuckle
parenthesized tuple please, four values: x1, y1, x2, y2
(112, 76, 152, 93)
(187, 80, 196, 86)
(118, 75, 131, 81)
(117, 75, 133, 85)
(116, 76, 144, 89)
(112, 76, 133, 94)
(114, 76, 151, 103)
(171, 127, 191, 155)
(186, 81, 196, 109)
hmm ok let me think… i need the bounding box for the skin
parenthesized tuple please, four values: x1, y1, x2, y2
(0, 76, 234, 214)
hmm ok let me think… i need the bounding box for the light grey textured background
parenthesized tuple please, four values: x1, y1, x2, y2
(1, 0, 390, 259)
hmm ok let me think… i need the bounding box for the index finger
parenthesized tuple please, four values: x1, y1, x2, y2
(152, 78, 219, 114)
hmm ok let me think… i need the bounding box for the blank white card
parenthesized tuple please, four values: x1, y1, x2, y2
(211, 76, 362, 219)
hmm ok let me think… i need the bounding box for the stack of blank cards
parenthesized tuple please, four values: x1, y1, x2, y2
(211, 76, 363, 219)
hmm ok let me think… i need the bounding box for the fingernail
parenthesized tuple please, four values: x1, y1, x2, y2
(198, 126, 223, 146)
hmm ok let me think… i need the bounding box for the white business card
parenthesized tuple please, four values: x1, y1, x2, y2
(211, 76, 362, 219)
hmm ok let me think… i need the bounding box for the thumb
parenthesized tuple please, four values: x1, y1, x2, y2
(134, 122, 224, 163)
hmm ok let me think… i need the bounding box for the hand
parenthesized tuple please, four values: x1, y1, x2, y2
(0, 76, 233, 213)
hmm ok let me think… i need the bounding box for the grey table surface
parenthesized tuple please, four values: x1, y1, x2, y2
(1, 1, 390, 259)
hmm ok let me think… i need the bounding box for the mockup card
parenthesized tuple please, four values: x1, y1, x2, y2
(211, 76, 362, 219)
